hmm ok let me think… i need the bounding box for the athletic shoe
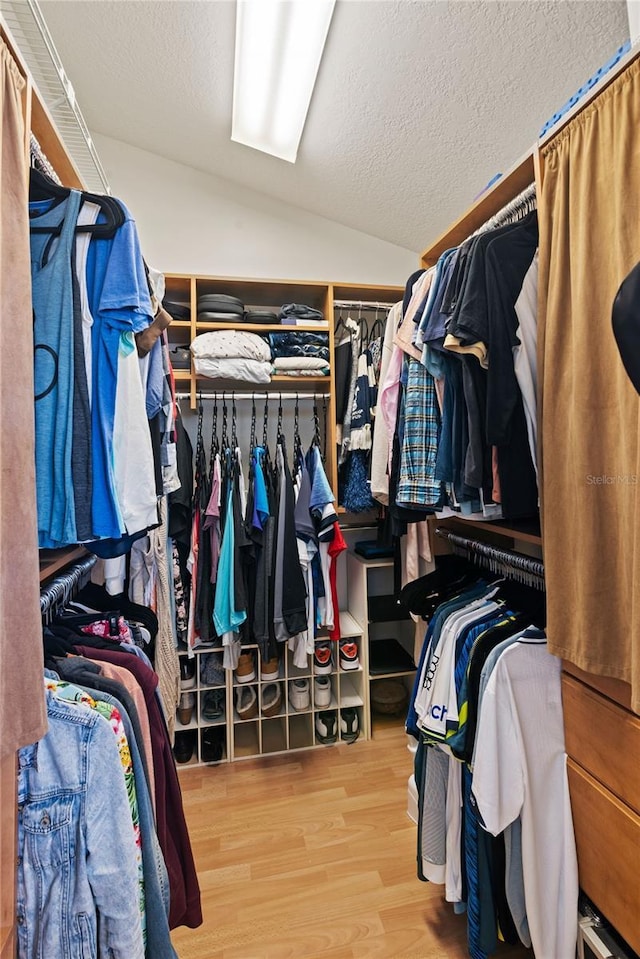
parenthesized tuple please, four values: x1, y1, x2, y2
(180, 658, 196, 690)
(339, 641, 360, 671)
(315, 709, 338, 744)
(177, 691, 195, 725)
(260, 653, 280, 681)
(235, 685, 258, 719)
(340, 707, 360, 744)
(262, 683, 283, 717)
(289, 679, 310, 711)
(235, 652, 256, 683)
(313, 675, 331, 708)
(313, 641, 333, 675)
(202, 688, 225, 721)
(200, 652, 225, 686)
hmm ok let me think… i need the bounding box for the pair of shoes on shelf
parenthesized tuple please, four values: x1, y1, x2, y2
(202, 688, 225, 721)
(260, 653, 279, 681)
(315, 708, 359, 745)
(289, 679, 310, 711)
(236, 652, 256, 683)
(200, 651, 225, 686)
(180, 658, 196, 690)
(314, 675, 331, 707)
(236, 685, 258, 719)
(178, 691, 195, 725)
(313, 641, 360, 674)
(262, 682, 283, 717)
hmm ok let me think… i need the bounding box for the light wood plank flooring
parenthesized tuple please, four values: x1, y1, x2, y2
(172, 718, 532, 959)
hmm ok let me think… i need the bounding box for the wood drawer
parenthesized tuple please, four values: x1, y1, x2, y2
(567, 759, 640, 954)
(562, 674, 640, 816)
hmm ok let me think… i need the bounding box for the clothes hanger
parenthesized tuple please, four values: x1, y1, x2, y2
(250, 394, 257, 454)
(29, 167, 125, 238)
(231, 393, 238, 450)
(208, 392, 219, 486)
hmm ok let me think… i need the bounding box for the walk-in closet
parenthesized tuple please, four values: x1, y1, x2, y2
(1, 2, 639, 958)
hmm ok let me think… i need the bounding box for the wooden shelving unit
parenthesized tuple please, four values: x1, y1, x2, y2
(165, 273, 403, 499)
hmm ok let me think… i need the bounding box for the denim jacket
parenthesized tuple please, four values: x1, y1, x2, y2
(17, 689, 144, 959)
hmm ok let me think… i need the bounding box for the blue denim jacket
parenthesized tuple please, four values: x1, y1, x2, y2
(17, 690, 144, 959)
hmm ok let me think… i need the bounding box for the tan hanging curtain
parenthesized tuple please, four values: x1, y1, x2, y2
(0, 37, 47, 754)
(538, 58, 640, 715)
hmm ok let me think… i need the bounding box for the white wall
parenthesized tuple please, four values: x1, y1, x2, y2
(94, 134, 417, 285)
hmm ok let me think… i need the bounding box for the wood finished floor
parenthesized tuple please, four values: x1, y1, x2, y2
(172, 718, 532, 959)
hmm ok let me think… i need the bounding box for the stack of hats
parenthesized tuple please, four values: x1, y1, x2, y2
(162, 298, 190, 321)
(197, 293, 245, 322)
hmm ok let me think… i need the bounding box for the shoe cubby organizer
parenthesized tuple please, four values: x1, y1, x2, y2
(174, 631, 368, 766)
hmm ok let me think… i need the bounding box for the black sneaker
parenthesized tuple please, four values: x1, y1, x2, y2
(315, 710, 338, 744)
(340, 707, 359, 744)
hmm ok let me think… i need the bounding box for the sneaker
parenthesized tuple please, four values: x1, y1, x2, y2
(262, 682, 283, 717)
(236, 684, 258, 720)
(200, 726, 225, 763)
(340, 707, 360, 744)
(289, 679, 310, 711)
(313, 642, 333, 675)
(260, 653, 279, 681)
(315, 709, 338, 744)
(202, 688, 225, 721)
(314, 675, 331, 708)
(177, 691, 195, 725)
(180, 658, 196, 690)
(173, 730, 195, 764)
(339, 641, 360, 671)
(200, 651, 225, 686)
(236, 651, 256, 683)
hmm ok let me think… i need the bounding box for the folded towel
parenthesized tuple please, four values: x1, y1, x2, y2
(273, 356, 329, 371)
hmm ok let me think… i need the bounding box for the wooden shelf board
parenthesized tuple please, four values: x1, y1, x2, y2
(339, 610, 363, 637)
(39, 546, 87, 583)
(172, 370, 191, 381)
(438, 515, 542, 546)
(194, 321, 328, 333)
(419, 150, 536, 267)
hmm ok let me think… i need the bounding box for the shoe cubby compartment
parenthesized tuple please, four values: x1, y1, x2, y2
(233, 720, 260, 759)
(199, 726, 226, 764)
(261, 717, 287, 754)
(259, 680, 285, 719)
(288, 713, 314, 750)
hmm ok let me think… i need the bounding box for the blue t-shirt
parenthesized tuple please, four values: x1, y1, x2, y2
(85, 202, 152, 538)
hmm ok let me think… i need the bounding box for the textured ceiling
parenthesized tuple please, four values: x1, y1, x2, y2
(39, 0, 629, 252)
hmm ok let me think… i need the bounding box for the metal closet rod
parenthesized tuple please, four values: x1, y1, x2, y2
(175, 392, 330, 401)
(333, 300, 396, 311)
(434, 527, 545, 584)
(40, 554, 98, 622)
(476, 182, 537, 236)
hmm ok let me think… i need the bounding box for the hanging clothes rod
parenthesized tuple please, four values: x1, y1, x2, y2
(475, 182, 537, 237)
(333, 300, 396, 311)
(175, 392, 330, 402)
(40, 553, 98, 623)
(30, 133, 62, 184)
(434, 527, 545, 589)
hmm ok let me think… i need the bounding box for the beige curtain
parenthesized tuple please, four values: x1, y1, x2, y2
(538, 58, 640, 715)
(0, 38, 47, 755)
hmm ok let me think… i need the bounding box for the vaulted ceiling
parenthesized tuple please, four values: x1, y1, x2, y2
(39, 0, 629, 252)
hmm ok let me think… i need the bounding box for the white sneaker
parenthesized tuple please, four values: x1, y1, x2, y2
(289, 679, 310, 711)
(314, 676, 331, 708)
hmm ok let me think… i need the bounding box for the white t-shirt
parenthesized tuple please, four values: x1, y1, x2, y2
(113, 331, 158, 535)
(472, 633, 578, 959)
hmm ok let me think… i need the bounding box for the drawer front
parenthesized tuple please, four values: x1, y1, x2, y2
(567, 759, 640, 954)
(562, 674, 640, 815)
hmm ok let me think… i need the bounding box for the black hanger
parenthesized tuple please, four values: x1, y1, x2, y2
(208, 393, 219, 485)
(334, 307, 352, 340)
(29, 167, 125, 239)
